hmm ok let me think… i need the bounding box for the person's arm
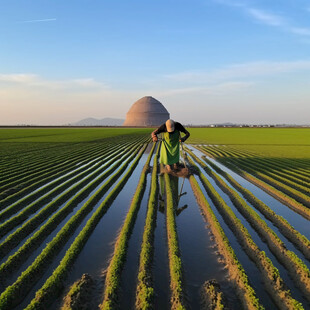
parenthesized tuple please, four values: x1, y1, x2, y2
(176, 123, 190, 142)
(151, 124, 166, 142)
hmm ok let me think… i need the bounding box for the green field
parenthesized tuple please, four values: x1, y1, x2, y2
(0, 127, 309, 310)
(0, 128, 151, 143)
(0, 128, 151, 159)
(2, 127, 309, 158)
(187, 128, 310, 158)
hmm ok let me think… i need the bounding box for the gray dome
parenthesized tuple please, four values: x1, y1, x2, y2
(123, 96, 170, 126)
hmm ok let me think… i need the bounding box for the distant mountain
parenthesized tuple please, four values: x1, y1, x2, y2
(71, 117, 125, 126)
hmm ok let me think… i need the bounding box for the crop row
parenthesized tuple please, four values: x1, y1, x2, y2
(135, 144, 160, 309)
(188, 172, 263, 309)
(192, 148, 310, 260)
(1, 131, 149, 174)
(223, 147, 310, 182)
(0, 140, 113, 202)
(221, 146, 310, 174)
(208, 145, 310, 184)
(100, 143, 156, 309)
(0, 139, 134, 217)
(198, 146, 310, 220)
(186, 155, 303, 309)
(0, 134, 147, 193)
(0, 141, 143, 279)
(0, 134, 134, 177)
(222, 154, 310, 208)
(0, 139, 109, 191)
(0, 137, 142, 215)
(0, 141, 139, 249)
(0, 142, 148, 309)
(0, 142, 88, 177)
(164, 170, 187, 309)
(221, 146, 310, 185)
(187, 148, 310, 300)
(201, 280, 225, 310)
(0, 135, 146, 198)
(220, 151, 310, 197)
(24, 143, 148, 310)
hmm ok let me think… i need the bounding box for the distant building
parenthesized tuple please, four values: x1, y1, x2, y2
(123, 96, 170, 126)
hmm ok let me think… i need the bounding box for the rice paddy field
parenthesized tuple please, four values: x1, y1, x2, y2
(0, 127, 309, 310)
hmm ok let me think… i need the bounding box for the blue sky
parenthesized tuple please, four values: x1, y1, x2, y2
(1, 0, 310, 125)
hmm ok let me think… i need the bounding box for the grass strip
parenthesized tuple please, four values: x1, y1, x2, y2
(0, 139, 143, 201)
(0, 141, 106, 193)
(61, 273, 94, 310)
(0, 134, 138, 182)
(224, 146, 310, 175)
(0, 143, 147, 309)
(187, 156, 303, 310)
(100, 143, 156, 309)
(0, 142, 142, 276)
(164, 171, 187, 310)
(0, 142, 137, 245)
(195, 149, 310, 260)
(201, 280, 226, 310)
(187, 148, 310, 300)
(0, 134, 147, 197)
(0, 142, 95, 182)
(225, 147, 310, 183)
(135, 144, 160, 310)
(198, 146, 310, 220)
(0, 133, 138, 180)
(0, 139, 137, 224)
(213, 151, 310, 208)
(231, 156, 310, 196)
(188, 175, 263, 310)
(0, 141, 124, 219)
(23, 144, 148, 310)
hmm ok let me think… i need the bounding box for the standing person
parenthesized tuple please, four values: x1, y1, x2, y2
(151, 119, 190, 172)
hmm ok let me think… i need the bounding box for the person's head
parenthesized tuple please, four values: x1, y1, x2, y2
(165, 119, 175, 132)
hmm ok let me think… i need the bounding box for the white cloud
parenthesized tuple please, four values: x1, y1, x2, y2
(0, 73, 107, 90)
(290, 27, 310, 36)
(18, 18, 57, 24)
(246, 8, 285, 27)
(214, 0, 310, 37)
(0, 73, 38, 83)
(213, 0, 245, 7)
(0, 66, 309, 125)
(154, 81, 253, 97)
(164, 60, 310, 84)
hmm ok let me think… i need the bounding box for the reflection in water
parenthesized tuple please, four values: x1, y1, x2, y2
(158, 174, 188, 216)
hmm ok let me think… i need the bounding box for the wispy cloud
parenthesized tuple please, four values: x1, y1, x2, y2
(0, 73, 38, 83)
(246, 8, 285, 27)
(290, 27, 310, 36)
(0, 73, 107, 90)
(156, 81, 253, 97)
(18, 18, 57, 24)
(214, 0, 310, 37)
(164, 60, 310, 84)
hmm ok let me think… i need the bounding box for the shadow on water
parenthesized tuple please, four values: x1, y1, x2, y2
(152, 174, 170, 310)
(154, 173, 241, 309)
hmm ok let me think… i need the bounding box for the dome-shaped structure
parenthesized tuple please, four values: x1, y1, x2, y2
(123, 96, 170, 126)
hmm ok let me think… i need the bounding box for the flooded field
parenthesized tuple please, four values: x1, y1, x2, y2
(0, 128, 309, 309)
